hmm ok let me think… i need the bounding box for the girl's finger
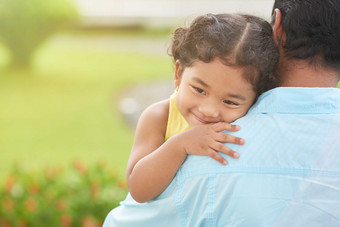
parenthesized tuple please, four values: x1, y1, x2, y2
(212, 122, 240, 132)
(215, 132, 245, 145)
(211, 142, 239, 159)
(207, 149, 228, 165)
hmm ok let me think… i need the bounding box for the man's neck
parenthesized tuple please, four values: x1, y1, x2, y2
(277, 59, 339, 87)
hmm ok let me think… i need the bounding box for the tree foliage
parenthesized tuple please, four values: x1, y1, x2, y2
(0, 0, 79, 68)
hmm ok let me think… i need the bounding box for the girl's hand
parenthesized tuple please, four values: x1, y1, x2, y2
(177, 122, 244, 165)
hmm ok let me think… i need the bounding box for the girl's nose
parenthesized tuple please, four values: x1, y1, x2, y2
(198, 103, 219, 118)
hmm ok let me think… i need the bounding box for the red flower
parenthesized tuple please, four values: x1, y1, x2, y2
(25, 197, 37, 212)
(90, 182, 100, 199)
(82, 216, 98, 227)
(56, 200, 68, 212)
(60, 214, 72, 227)
(17, 220, 27, 227)
(2, 197, 14, 211)
(73, 159, 87, 174)
(4, 175, 16, 192)
(0, 219, 11, 227)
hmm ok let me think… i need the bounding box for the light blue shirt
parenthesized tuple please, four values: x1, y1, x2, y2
(104, 87, 340, 227)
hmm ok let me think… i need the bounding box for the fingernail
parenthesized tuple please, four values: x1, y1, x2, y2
(240, 139, 245, 144)
(223, 160, 227, 165)
(233, 153, 239, 158)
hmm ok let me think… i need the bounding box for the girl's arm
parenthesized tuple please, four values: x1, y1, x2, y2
(126, 99, 187, 203)
(126, 100, 244, 203)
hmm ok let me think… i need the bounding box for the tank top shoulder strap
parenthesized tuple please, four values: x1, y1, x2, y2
(165, 91, 190, 141)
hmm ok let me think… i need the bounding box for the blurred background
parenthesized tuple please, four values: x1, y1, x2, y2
(0, 0, 274, 181)
(3, 0, 333, 226)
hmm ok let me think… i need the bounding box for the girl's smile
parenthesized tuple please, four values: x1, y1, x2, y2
(193, 113, 213, 124)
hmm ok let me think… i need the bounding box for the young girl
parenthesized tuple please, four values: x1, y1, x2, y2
(126, 13, 279, 203)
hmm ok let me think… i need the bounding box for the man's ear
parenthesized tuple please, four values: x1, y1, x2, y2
(174, 60, 183, 88)
(272, 9, 286, 46)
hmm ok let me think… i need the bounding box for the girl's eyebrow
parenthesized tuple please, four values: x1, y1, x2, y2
(192, 77, 209, 88)
(226, 93, 246, 101)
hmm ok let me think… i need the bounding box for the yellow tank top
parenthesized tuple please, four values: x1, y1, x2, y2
(165, 92, 190, 141)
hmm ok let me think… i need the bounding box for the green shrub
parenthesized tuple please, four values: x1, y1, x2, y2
(0, 0, 78, 68)
(0, 160, 128, 227)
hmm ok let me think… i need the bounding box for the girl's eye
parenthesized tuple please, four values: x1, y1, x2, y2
(224, 100, 239, 106)
(194, 87, 206, 95)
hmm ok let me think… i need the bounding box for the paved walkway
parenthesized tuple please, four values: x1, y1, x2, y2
(118, 79, 174, 128)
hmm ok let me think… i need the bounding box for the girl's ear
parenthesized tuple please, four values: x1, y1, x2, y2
(174, 60, 183, 88)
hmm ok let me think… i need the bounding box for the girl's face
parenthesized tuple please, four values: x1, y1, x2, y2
(175, 58, 256, 126)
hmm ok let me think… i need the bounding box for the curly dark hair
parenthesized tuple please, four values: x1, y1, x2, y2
(271, 0, 340, 72)
(168, 13, 279, 97)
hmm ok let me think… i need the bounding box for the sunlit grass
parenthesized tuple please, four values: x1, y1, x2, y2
(0, 30, 172, 183)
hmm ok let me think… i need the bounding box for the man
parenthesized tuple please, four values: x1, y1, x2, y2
(104, 0, 340, 226)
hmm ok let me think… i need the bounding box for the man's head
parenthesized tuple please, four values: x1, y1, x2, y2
(271, 0, 340, 73)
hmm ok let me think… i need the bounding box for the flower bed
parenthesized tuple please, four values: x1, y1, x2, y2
(0, 160, 128, 227)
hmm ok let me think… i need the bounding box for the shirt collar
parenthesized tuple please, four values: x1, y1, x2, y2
(249, 87, 340, 114)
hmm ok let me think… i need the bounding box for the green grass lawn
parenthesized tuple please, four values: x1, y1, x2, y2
(0, 29, 173, 183)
